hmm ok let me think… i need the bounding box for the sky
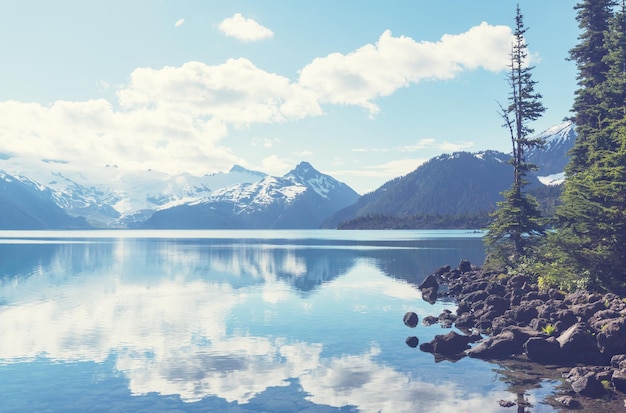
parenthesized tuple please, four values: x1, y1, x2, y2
(0, 1, 580, 194)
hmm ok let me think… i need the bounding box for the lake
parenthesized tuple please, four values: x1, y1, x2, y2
(0, 230, 563, 412)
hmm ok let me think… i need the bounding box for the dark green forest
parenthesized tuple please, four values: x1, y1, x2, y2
(486, 1, 626, 294)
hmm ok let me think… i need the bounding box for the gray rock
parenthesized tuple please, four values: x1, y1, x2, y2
(524, 336, 562, 364)
(571, 375, 605, 398)
(597, 317, 626, 359)
(403, 311, 419, 328)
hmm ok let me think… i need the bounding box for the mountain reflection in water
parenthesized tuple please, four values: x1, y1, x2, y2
(0, 230, 561, 412)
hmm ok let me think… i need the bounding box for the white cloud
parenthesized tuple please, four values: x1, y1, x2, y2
(298, 23, 513, 115)
(252, 136, 279, 148)
(0, 23, 508, 178)
(261, 154, 293, 175)
(334, 159, 427, 180)
(117, 59, 322, 124)
(353, 139, 474, 153)
(219, 13, 274, 42)
(0, 99, 236, 175)
(175, 18, 185, 28)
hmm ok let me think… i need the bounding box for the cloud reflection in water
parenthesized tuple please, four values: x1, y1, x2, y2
(0, 234, 529, 412)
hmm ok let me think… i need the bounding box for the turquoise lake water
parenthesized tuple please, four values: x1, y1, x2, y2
(0, 230, 561, 412)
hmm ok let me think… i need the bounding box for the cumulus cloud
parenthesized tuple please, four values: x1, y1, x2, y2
(0, 99, 235, 175)
(261, 154, 293, 175)
(219, 13, 274, 42)
(0, 22, 514, 177)
(117, 58, 322, 124)
(298, 23, 513, 115)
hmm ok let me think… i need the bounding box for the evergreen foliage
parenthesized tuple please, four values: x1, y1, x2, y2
(546, 1, 626, 292)
(337, 212, 491, 230)
(484, 5, 546, 265)
(567, 0, 617, 174)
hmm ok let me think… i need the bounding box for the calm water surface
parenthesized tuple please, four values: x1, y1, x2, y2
(0, 230, 561, 412)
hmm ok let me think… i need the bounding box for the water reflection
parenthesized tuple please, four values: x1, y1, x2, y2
(0, 231, 555, 412)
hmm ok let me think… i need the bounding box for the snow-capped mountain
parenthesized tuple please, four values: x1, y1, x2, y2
(527, 121, 577, 185)
(0, 155, 267, 227)
(0, 171, 89, 229)
(141, 162, 360, 229)
(324, 123, 576, 228)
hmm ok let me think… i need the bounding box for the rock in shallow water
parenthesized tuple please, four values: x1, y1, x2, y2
(405, 336, 419, 348)
(403, 311, 418, 328)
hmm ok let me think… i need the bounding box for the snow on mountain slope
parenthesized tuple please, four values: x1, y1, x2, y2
(142, 161, 360, 229)
(0, 155, 266, 226)
(203, 176, 308, 214)
(527, 121, 576, 181)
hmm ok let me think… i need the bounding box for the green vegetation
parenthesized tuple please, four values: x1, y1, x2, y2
(486, 1, 626, 294)
(542, 324, 556, 336)
(336, 212, 491, 230)
(484, 5, 546, 268)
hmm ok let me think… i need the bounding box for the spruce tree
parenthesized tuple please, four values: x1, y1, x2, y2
(567, 0, 617, 174)
(485, 5, 546, 265)
(547, 1, 626, 291)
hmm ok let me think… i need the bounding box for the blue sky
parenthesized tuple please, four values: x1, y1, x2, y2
(0, 1, 579, 194)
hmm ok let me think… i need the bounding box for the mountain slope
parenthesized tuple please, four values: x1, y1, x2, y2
(326, 123, 575, 228)
(324, 151, 520, 228)
(527, 121, 576, 184)
(0, 156, 267, 227)
(141, 162, 359, 229)
(0, 172, 90, 229)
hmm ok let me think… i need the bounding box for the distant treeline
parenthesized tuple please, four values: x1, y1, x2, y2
(336, 212, 493, 230)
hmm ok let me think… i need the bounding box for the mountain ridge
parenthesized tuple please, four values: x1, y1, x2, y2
(0, 122, 577, 230)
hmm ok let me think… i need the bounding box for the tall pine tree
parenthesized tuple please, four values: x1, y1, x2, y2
(485, 5, 546, 265)
(547, 1, 626, 291)
(567, 0, 617, 174)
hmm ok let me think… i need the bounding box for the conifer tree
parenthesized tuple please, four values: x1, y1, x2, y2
(547, 1, 626, 291)
(485, 5, 546, 264)
(567, 0, 617, 174)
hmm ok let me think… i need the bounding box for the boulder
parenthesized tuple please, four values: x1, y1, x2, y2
(403, 311, 419, 328)
(571, 374, 605, 398)
(611, 354, 626, 369)
(458, 260, 472, 273)
(512, 302, 539, 325)
(454, 313, 477, 330)
(557, 322, 604, 365)
(418, 274, 439, 290)
(421, 287, 438, 304)
(552, 309, 577, 332)
(612, 369, 626, 393)
(597, 317, 626, 359)
(422, 315, 438, 326)
(467, 326, 542, 360)
(405, 336, 419, 348)
(434, 265, 451, 276)
(484, 294, 509, 316)
(524, 336, 561, 364)
(485, 282, 506, 297)
(466, 330, 518, 359)
(507, 274, 531, 289)
(420, 331, 472, 356)
(571, 300, 606, 321)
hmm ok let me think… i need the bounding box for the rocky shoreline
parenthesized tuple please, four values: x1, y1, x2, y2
(404, 260, 626, 409)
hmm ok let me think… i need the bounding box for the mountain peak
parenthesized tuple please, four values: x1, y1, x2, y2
(228, 164, 267, 178)
(229, 164, 252, 173)
(293, 161, 315, 173)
